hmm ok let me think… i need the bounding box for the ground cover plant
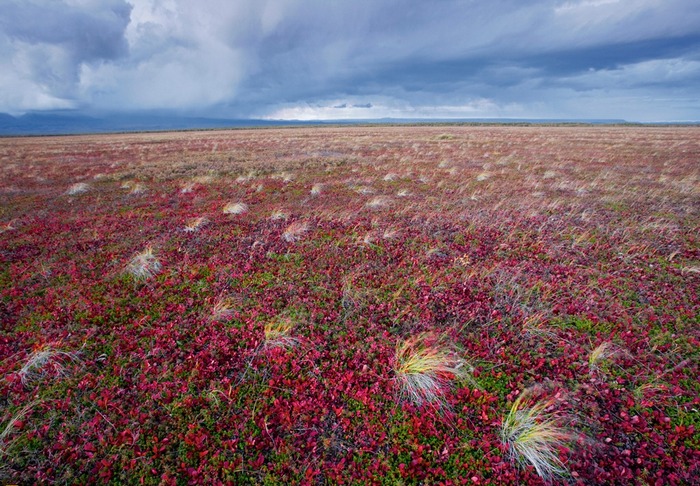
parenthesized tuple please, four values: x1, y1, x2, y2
(0, 125, 698, 484)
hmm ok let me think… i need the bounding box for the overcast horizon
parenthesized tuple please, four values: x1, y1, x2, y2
(1, 0, 700, 124)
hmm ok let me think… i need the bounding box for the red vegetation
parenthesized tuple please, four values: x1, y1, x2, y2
(0, 126, 698, 484)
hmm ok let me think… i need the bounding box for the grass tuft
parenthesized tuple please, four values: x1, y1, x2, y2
(18, 346, 82, 387)
(125, 246, 162, 281)
(223, 202, 249, 215)
(588, 341, 624, 374)
(501, 387, 577, 482)
(282, 220, 309, 242)
(310, 183, 323, 196)
(263, 315, 300, 350)
(183, 216, 209, 233)
(66, 182, 89, 195)
(393, 333, 471, 407)
(210, 298, 236, 322)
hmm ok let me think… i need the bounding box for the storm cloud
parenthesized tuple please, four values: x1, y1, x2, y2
(1, 0, 699, 121)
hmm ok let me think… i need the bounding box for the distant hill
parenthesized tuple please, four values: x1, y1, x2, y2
(4, 111, 691, 136)
(0, 112, 298, 136)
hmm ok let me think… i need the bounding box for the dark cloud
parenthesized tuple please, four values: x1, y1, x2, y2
(0, 0, 131, 60)
(1, 0, 699, 121)
(0, 0, 131, 112)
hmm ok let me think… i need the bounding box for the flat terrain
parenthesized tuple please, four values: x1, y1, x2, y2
(1, 126, 699, 484)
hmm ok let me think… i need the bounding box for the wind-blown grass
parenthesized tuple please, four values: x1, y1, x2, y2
(66, 182, 89, 195)
(183, 216, 209, 233)
(501, 388, 578, 482)
(588, 341, 624, 374)
(393, 333, 471, 407)
(263, 316, 300, 350)
(125, 246, 162, 281)
(18, 346, 82, 387)
(223, 202, 248, 215)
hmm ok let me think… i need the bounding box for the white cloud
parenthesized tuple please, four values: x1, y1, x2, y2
(264, 97, 516, 120)
(561, 58, 700, 89)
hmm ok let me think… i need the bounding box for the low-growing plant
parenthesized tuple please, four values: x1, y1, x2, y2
(393, 333, 471, 407)
(501, 387, 578, 482)
(0, 401, 37, 458)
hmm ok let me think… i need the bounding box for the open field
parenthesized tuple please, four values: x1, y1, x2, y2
(1, 126, 699, 484)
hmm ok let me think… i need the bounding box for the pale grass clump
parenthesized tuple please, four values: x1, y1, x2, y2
(310, 183, 323, 196)
(282, 220, 309, 242)
(476, 172, 491, 182)
(383, 173, 399, 181)
(270, 209, 288, 221)
(383, 228, 399, 239)
(180, 182, 196, 193)
(353, 185, 375, 195)
(66, 182, 89, 195)
(183, 217, 209, 233)
(125, 246, 162, 281)
(393, 333, 471, 407)
(223, 202, 249, 215)
(396, 189, 411, 197)
(18, 346, 82, 387)
(263, 316, 300, 350)
(365, 196, 391, 209)
(210, 298, 236, 322)
(501, 388, 578, 482)
(125, 182, 147, 195)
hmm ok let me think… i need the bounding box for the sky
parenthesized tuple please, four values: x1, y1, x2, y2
(1, 0, 699, 122)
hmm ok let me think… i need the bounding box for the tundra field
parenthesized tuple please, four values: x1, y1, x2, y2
(0, 126, 698, 485)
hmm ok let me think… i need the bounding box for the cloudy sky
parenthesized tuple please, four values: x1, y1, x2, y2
(1, 0, 699, 122)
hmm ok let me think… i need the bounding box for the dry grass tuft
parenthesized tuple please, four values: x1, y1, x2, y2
(223, 202, 249, 215)
(310, 183, 323, 196)
(366, 196, 391, 209)
(588, 341, 625, 374)
(501, 387, 578, 482)
(210, 298, 236, 322)
(18, 346, 82, 387)
(183, 216, 209, 233)
(180, 182, 196, 193)
(282, 220, 309, 242)
(66, 182, 90, 195)
(270, 209, 288, 221)
(129, 183, 147, 194)
(263, 315, 300, 350)
(393, 333, 471, 407)
(125, 246, 162, 281)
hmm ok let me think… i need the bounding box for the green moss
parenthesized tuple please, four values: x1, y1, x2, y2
(551, 316, 613, 336)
